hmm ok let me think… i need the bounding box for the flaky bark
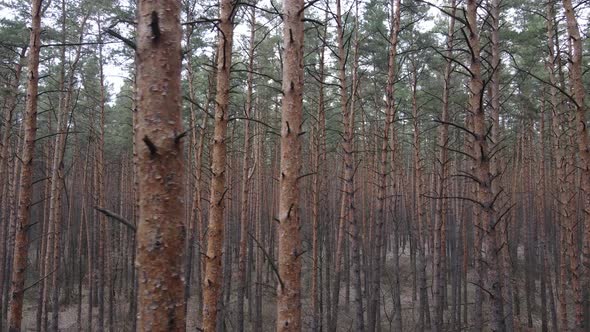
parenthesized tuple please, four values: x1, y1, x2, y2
(276, 0, 304, 330)
(7, 0, 43, 330)
(202, 1, 235, 330)
(135, 1, 186, 330)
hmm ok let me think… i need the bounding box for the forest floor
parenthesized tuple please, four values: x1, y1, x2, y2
(18, 249, 563, 331)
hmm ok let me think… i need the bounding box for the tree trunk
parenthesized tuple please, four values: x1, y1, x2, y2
(329, 0, 359, 329)
(466, 1, 505, 330)
(7, 0, 43, 329)
(276, 0, 304, 330)
(311, 5, 328, 330)
(202, 1, 235, 330)
(135, 0, 186, 330)
(488, 0, 514, 330)
(0, 46, 26, 329)
(410, 57, 430, 331)
(562, 1, 590, 328)
(236, 7, 255, 331)
(433, 2, 455, 329)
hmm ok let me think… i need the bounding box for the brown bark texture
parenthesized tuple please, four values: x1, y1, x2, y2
(202, 0, 235, 331)
(135, 0, 186, 330)
(7, 0, 43, 330)
(276, 0, 305, 330)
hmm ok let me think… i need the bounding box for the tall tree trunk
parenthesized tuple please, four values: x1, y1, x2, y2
(202, 1, 235, 330)
(538, 101, 551, 332)
(237, 7, 255, 331)
(466, 1, 505, 330)
(378, 4, 402, 330)
(545, 3, 567, 329)
(488, 0, 514, 330)
(410, 57, 430, 331)
(135, 0, 186, 330)
(562, 1, 590, 328)
(7, 0, 43, 329)
(311, 4, 328, 330)
(96, 18, 109, 332)
(0, 47, 26, 328)
(347, 2, 364, 330)
(329, 0, 359, 329)
(276, 0, 304, 330)
(433, 2, 455, 329)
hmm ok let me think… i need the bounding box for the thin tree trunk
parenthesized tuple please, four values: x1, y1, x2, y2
(410, 57, 430, 331)
(202, 1, 235, 330)
(236, 7, 255, 331)
(47, 14, 88, 331)
(329, 0, 358, 329)
(311, 4, 328, 330)
(433, 2, 455, 329)
(7, 0, 43, 329)
(347, 2, 364, 330)
(77, 142, 91, 330)
(0, 46, 26, 330)
(96, 18, 109, 332)
(546, 3, 572, 329)
(488, 1, 514, 330)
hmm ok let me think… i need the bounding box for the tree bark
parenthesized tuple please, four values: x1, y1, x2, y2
(237, 7, 255, 331)
(0, 46, 26, 328)
(7, 0, 43, 329)
(276, 0, 304, 330)
(135, 0, 186, 330)
(329, 0, 360, 329)
(433, 2, 455, 329)
(202, 1, 235, 330)
(311, 4, 328, 330)
(562, 1, 590, 328)
(466, 1, 505, 330)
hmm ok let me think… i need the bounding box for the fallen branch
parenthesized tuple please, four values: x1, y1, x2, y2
(94, 206, 136, 232)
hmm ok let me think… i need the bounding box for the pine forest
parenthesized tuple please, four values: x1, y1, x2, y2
(1, 0, 590, 331)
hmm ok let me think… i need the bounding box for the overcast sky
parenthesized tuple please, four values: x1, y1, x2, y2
(0, 0, 439, 101)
